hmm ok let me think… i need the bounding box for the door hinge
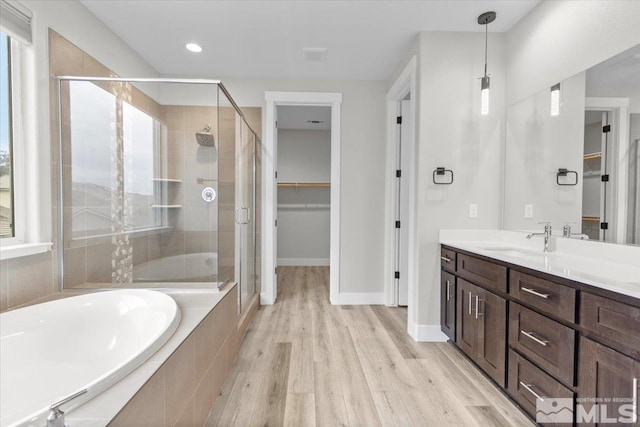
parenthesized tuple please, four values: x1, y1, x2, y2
(396, 170, 402, 178)
(395, 221, 401, 229)
(275, 171, 278, 179)
(275, 219, 278, 227)
(275, 120, 278, 128)
(396, 116, 402, 124)
(275, 267, 278, 275)
(603, 124, 611, 133)
(394, 271, 400, 279)
(601, 174, 609, 182)
(600, 222, 609, 230)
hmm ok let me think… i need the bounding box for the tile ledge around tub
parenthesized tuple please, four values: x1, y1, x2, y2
(0, 242, 52, 261)
(60, 282, 237, 424)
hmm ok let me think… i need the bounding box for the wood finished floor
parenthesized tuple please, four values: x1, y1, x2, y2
(206, 266, 534, 427)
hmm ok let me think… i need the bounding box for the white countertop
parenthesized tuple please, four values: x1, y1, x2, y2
(440, 230, 640, 301)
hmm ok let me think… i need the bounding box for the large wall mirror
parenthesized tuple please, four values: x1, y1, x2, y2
(504, 43, 640, 246)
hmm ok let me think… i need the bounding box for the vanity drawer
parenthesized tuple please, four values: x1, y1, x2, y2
(510, 270, 576, 323)
(456, 254, 507, 293)
(581, 293, 640, 359)
(441, 248, 456, 272)
(509, 303, 576, 386)
(508, 350, 574, 426)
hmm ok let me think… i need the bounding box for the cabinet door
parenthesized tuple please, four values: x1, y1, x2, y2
(441, 270, 456, 341)
(456, 278, 477, 358)
(476, 287, 507, 387)
(578, 337, 640, 426)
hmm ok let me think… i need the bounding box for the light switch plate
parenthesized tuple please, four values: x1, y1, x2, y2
(525, 204, 534, 219)
(469, 204, 478, 218)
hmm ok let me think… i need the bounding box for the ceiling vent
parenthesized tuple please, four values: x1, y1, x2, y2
(303, 47, 328, 62)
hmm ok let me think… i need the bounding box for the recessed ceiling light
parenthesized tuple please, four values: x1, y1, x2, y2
(186, 43, 203, 53)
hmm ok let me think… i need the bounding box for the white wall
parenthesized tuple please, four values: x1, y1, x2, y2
(220, 78, 387, 294)
(506, 0, 640, 106)
(503, 72, 586, 232)
(277, 129, 331, 264)
(414, 32, 507, 328)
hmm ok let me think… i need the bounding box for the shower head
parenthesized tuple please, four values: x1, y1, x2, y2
(196, 124, 215, 147)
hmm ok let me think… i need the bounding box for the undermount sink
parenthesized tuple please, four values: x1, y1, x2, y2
(477, 247, 553, 259)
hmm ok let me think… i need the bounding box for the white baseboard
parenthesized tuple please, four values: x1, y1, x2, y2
(408, 321, 449, 342)
(330, 292, 385, 305)
(277, 258, 330, 266)
(260, 292, 275, 305)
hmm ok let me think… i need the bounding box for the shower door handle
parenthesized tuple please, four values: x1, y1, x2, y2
(236, 207, 250, 224)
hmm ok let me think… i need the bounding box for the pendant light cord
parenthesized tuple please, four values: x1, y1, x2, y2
(484, 21, 488, 77)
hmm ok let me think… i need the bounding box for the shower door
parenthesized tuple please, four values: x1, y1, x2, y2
(237, 117, 257, 312)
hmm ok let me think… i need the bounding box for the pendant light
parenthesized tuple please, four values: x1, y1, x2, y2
(478, 11, 496, 116)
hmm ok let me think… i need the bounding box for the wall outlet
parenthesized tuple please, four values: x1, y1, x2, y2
(469, 204, 478, 218)
(524, 204, 534, 219)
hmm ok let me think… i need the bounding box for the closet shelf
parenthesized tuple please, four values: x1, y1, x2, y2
(583, 152, 602, 161)
(277, 182, 330, 188)
(582, 216, 601, 222)
(153, 178, 182, 183)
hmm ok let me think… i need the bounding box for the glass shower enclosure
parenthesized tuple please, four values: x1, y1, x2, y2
(56, 77, 260, 313)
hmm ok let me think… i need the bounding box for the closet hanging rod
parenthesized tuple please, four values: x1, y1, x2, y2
(277, 182, 330, 188)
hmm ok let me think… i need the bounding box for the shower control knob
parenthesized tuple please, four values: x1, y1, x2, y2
(202, 187, 216, 203)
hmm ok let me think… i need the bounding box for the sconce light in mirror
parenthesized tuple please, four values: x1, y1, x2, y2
(550, 83, 561, 116)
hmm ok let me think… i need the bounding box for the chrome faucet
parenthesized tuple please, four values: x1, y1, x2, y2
(47, 389, 87, 427)
(526, 222, 552, 252)
(562, 222, 589, 240)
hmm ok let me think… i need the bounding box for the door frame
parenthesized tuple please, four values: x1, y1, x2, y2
(384, 56, 418, 338)
(262, 91, 342, 305)
(586, 97, 630, 244)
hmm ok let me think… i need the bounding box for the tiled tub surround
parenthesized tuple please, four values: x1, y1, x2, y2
(54, 284, 243, 426)
(439, 229, 640, 298)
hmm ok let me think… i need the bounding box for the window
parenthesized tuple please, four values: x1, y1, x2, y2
(67, 81, 164, 239)
(0, 31, 14, 239)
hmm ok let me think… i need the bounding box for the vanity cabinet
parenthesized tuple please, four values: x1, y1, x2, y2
(578, 337, 640, 426)
(455, 278, 507, 386)
(440, 245, 640, 426)
(440, 270, 456, 340)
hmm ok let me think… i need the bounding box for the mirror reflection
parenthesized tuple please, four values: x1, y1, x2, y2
(504, 43, 640, 246)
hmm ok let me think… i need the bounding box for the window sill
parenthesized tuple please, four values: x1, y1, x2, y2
(0, 242, 53, 261)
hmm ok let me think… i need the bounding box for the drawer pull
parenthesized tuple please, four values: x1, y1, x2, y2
(521, 287, 549, 299)
(519, 381, 546, 401)
(441, 256, 452, 263)
(468, 292, 473, 315)
(446, 280, 451, 301)
(521, 330, 549, 346)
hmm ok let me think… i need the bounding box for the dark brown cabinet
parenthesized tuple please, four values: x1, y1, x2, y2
(578, 337, 640, 426)
(455, 278, 506, 386)
(440, 245, 640, 426)
(440, 270, 456, 340)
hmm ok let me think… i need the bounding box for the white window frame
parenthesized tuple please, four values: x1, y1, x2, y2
(0, 34, 52, 260)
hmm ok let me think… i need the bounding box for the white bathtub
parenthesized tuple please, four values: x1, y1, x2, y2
(133, 252, 218, 282)
(0, 290, 180, 427)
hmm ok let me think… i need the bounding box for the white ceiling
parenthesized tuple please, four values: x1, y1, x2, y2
(278, 105, 331, 129)
(81, 0, 540, 81)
